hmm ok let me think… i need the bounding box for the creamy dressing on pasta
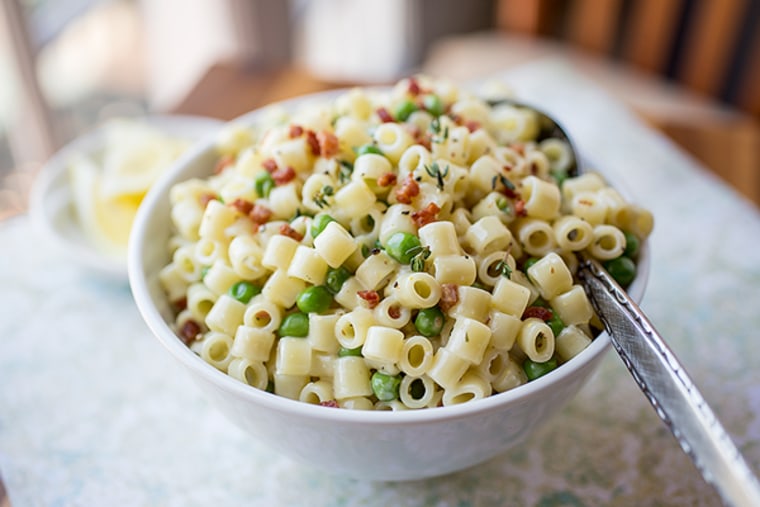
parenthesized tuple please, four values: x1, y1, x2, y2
(159, 76, 653, 410)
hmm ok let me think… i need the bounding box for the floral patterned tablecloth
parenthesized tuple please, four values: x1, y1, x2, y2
(2, 60, 759, 506)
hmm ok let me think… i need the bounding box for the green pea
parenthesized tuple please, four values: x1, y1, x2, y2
(385, 232, 421, 264)
(550, 169, 569, 189)
(624, 231, 640, 258)
(371, 371, 401, 401)
(523, 257, 541, 272)
(523, 357, 558, 381)
(355, 144, 384, 156)
(546, 310, 565, 337)
(338, 346, 363, 357)
(311, 213, 336, 238)
(229, 281, 261, 304)
(414, 307, 445, 337)
(394, 100, 418, 121)
(254, 171, 275, 198)
(422, 94, 444, 117)
(604, 256, 637, 288)
(296, 285, 333, 314)
(278, 312, 309, 337)
(325, 266, 351, 294)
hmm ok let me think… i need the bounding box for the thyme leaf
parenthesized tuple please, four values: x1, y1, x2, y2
(407, 245, 431, 272)
(429, 117, 449, 144)
(499, 174, 516, 192)
(338, 160, 353, 184)
(424, 162, 449, 190)
(496, 260, 512, 279)
(312, 185, 334, 209)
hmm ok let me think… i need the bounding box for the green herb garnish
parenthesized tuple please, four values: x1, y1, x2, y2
(312, 185, 334, 209)
(424, 162, 449, 190)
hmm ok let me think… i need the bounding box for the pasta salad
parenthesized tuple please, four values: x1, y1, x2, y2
(159, 76, 653, 410)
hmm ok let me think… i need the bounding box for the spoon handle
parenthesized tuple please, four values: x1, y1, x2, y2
(577, 255, 760, 507)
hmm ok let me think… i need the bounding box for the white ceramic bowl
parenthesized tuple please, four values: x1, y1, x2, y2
(30, 115, 223, 281)
(128, 93, 649, 481)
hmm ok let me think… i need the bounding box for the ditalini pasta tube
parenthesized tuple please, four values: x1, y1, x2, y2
(159, 75, 653, 410)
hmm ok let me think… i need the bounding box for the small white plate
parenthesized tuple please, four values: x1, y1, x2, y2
(30, 115, 223, 282)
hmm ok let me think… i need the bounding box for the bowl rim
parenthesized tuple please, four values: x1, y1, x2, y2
(128, 89, 650, 425)
(29, 114, 224, 280)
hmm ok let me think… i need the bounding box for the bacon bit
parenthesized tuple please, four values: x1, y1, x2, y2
(377, 172, 397, 187)
(199, 193, 218, 208)
(439, 284, 459, 311)
(229, 198, 254, 216)
(249, 203, 272, 224)
(179, 319, 201, 345)
(406, 123, 422, 139)
(388, 305, 401, 319)
(523, 306, 554, 321)
(279, 223, 304, 241)
(578, 198, 593, 206)
(213, 154, 235, 175)
(289, 124, 304, 138)
(512, 143, 525, 156)
(407, 124, 432, 150)
(501, 188, 519, 199)
(172, 297, 187, 312)
(450, 113, 462, 125)
(464, 120, 480, 133)
(272, 166, 296, 185)
(500, 182, 519, 199)
(503, 164, 513, 172)
(305, 129, 320, 155)
(262, 158, 278, 173)
(395, 173, 420, 204)
(411, 202, 440, 228)
(407, 77, 421, 96)
(317, 130, 340, 158)
(357, 290, 381, 309)
(319, 400, 340, 408)
(515, 199, 527, 217)
(376, 107, 394, 123)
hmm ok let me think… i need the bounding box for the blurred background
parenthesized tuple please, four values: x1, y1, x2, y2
(1, 0, 758, 222)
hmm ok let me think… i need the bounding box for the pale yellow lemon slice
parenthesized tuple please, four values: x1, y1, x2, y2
(68, 154, 141, 256)
(67, 119, 192, 257)
(99, 120, 189, 200)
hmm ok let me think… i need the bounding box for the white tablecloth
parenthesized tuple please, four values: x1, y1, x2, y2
(2, 60, 759, 506)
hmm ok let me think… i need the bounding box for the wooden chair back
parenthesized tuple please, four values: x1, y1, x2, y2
(497, 0, 760, 119)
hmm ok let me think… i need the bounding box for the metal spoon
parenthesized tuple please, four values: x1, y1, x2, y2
(489, 98, 760, 507)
